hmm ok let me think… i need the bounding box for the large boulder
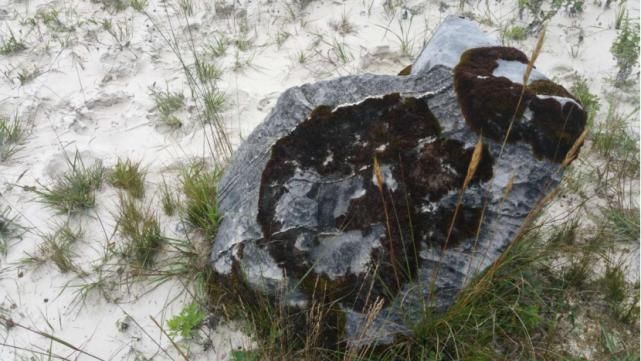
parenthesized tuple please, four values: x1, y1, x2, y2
(210, 16, 586, 345)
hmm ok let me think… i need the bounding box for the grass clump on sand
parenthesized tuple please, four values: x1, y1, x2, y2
(22, 223, 82, 273)
(0, 30, 27, 55)
(611, 15, 640, 85)
(34, 153, 104, 214)
(0, 114, 28, 161)
(92, 0, 129, 12)
(160, 177, 179, 216)
(571, 76, 600, 125)
(150, 87, 185, 128)
(117, 194, 164, 269)
(504, 25, 527, 41)
(0, 207, 23, 255)
(591, 100, 640, 178)
(108, 158, 146, 199)
(130, 0, 147, 11)
(180, 163, 222, 238)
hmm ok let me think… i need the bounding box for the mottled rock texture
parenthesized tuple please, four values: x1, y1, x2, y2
(210, 16, 586, 346)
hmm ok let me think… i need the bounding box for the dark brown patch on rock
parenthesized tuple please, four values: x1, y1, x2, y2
(528, 79, 576, 99)
(257, 93, 494, 311)
(453, 46, 586, 162)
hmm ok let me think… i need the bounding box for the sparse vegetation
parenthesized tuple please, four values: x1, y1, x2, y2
(178, 0, 193, 16)
(207, 34, 229, 58)
(35, 8, 75, 32)
(0, 30, 26, 55)
(329, 12, 356, 35)
(22, 223, 82, 273)
(611, 15, 640, 85)
(108, 158, 146, 199)
(150, 86, 185, 128)
(180, 163, 222, 237)
(275, 31, 290, 49)
(377, 17, 416, 58)
(205, 214, 640, 360)
(571, 76, 600, 125)
(93, 0, 129, 12)
(167, 303, 205, 338)
(160, 177, 179, 216)
(0, 113, 28, 161)
(296, 50, 307, 64)
(591, 100, 640, 177)
(130, 0, 147, 11)
(195, 59, 223, 83)
(117, 194, 164, 268)
(504, 25, 527, 41)
(16, 66, 41, 85)
(0, 207, 22, 255)
(33, 153, 104, 214)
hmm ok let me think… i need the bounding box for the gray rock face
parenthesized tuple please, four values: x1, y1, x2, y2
(210, 16, 586, 346)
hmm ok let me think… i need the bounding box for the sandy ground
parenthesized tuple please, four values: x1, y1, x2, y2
(0, 0, 638, 359)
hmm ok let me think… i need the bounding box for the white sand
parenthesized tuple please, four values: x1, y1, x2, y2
(0, 0, 638, 359)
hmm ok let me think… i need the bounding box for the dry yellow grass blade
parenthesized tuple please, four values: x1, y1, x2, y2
(463, 135, 484, 190)
(373, 155, 384, 191)
(562, 128, 589, 168)
(499, 173, 516, 208)
(372, 155, 400, 288)
(501, 27, 547, 158)
(523, 27, 546, 84)
(343, 297, 385, 361)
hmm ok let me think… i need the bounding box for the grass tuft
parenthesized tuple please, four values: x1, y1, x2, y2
(0, 30, 27, 55)
(0, 114, 29, 161)
(117, 194, 164, 269)
(108, 158, 146, 199)
(160, 177, 179, 216)
(329, 12, 356, 35)
(33, 153, 104, 214)
(150, 86, 185, 128)
(591, 100, 640, 178)
(22, 223, 82, 273)
(180, 163, 222, 237)
(130, 0, 147, 11)
(0, 207, 22, 256)
(206, 34, 229, 58)
(504, 25, 527, 41)
(610, 15, 640, 85)
(92, 0, 129, 12)
(571, 76, 600, 125)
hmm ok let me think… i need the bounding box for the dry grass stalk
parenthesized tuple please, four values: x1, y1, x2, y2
(499, 173, 516, 209)
(445, 135, 484, 250)
(304, 277, 326, 359)
(561, 128, 589, 168)
(466, 174, 516, 283)
(373, 156, 401, 289)
(463, 136, 484, 190)
(149, 316, 190, 361)
(428, 135, 485, 303)
(523, 27, 546, 83)
(500, 27, 547, 158)
(343, 297, 385, 361)
(458, 187, 560, 310)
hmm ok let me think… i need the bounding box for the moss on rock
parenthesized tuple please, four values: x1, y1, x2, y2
(453, 46, 586, 162)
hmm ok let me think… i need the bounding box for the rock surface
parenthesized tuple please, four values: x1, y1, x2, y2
(210, 16, 586, 345)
